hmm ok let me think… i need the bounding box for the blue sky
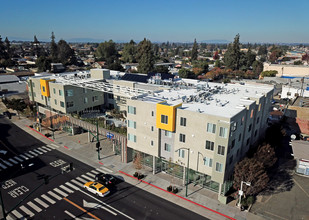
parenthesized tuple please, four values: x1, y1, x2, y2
(1, 0, 308, 43)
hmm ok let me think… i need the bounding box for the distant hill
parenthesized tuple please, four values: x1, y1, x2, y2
(200, 39, 230, 44)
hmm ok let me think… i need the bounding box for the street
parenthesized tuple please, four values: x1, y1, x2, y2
(0, 116, 207, 220)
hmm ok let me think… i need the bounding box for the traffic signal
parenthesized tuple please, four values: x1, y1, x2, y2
(69, 162, 74, 171)
(96, 142, 102, 152)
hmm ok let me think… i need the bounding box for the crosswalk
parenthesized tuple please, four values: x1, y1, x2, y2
(6, 168, 111, 219)
(0, 144, 58, 171)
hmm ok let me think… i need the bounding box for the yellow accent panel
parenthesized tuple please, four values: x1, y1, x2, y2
(40, 79, 55, 97)
(156, 101, 182, 132)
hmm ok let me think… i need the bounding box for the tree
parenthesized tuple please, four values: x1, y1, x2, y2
(233, 157, 269, 196)
(4, 37, 12, 58)
(245, 47, 256, 69)
(192, 61, 209, 75)
(50, 32, 58, 62)
(293, 60, 303, 65)
(252, 60, 263, 76)
(191, 39, 198, 61)
(95, 40, 119, 64)
(137, 38, 155, 74)
(154, 65, 169, 74)
(0, 35, 8, 60)
(36, 56, 51, 72)
(223, 34, 241, 70)
(178, 68, 194, 79)
(257, 45, 267, 56)
(254, 144, 277, 169)
(261, 70, 278, 77)
(302, 53, 309, 64)
(215, 59, 222, 68)
(32, 35, 43, 57)
(213, 51, 220, 60)
(133, 152, 143, 171)
(122, 40, 137, 63)
(57, 40, 75, 65)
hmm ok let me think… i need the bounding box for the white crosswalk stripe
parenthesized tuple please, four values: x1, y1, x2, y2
(11, 210, 24, 219)
(97, 167, 113, 173)
(24, 153, 34, 158)
(48, 191, 62, 200)
(28, 151, 38, 156)
(76, 177, 88, 184)
(60, 185, 74, 194)
(33, 149, 43, 155)
(86, 172, 96, 178)
(50, 143, 59, 148)
(71, 179, 83, 187)
(42, 146, 52, 151)
(91, 170, 99, 174)
(0, 163, 7, 169)
(54, 188, 68, 197)
(64, 210, 77, 219)
(27, 201, 42, 213)
(2, 160, 13, 166)
(19, 154, 29, 160)
(37, 147, 47, 153)
(34, 198, 49, 208)
(14, 156, 24, 162)
(46, 144, 55, 150)
(81, 174, 94, 182)
(41, 194, 55, 204)
(20, 205, 34, 217)
(9, 158, 18, 164)
(65, 182, 79, 190)
(6, 214, 16, 220)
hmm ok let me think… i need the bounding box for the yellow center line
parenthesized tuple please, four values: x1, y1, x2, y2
(63, 197, 101, 220)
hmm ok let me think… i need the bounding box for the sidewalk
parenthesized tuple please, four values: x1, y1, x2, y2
(11, 116, 263, 220)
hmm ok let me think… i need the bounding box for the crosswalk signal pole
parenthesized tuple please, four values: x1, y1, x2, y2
(96, 121, 101, 160)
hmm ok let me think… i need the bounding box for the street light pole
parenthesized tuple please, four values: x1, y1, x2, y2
(196, 151, 204, 172)
(238, 180, 251, 207)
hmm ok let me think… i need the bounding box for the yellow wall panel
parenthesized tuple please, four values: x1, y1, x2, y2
(40, 79, 55, 97)
(156, 101, 182, 132)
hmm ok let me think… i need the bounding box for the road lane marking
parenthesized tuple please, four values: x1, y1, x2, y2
(11, 210, 23, 219)
(27, 201, 42, 213)
(47, 191, 62, 200)
(33, 149, 43, 155)
(90, 170, 99, 174)
(20, 205, 34, 217)
(63, 197, 101, 220)
(50, 143, 59, 148)
(65, 182, 79, 190)
(60, 185, 74, 193)
(34, 198, 49, 208)
(86, 172, 96, 178)
(76, 177, 88, 184)
(81, 174, 94, 182)
(46, 144, 56, 150)
(2, 160, 13, 166)
(42, 146, 52, 151)
(54, 188, 68, 197)
(79, 189, 135, 219)
(0, 163, 7, 169)
(9, 158, 18, 164)
(14, 156, 24, 162)
(41, 194, 55, 204)
(97, 167, 113, 173)
(37, 147, 47, 153)
(19, 154, 29, 160)
(28, 151, 38, 156)
(24, 153, 34, 158)
(71, 179, 83, 187)
(64, 210, 80, 219)
(6, 214, 16, 220)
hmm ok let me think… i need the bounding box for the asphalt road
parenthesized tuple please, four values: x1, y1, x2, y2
(0, 117, 207, 220)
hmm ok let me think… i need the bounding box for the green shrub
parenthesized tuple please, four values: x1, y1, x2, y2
(261, 70, 278, 77)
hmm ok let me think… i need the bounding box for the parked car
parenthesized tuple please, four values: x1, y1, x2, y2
(95, 172, 116, 187)
(84, 181, 110, 197)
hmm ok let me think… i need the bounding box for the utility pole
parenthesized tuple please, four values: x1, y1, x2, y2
(96, 120, 101, 160)
(0, 188, 6, 220)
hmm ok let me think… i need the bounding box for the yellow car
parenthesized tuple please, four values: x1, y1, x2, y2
(84, 181, 110, 197)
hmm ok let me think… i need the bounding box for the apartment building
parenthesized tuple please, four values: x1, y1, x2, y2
(126, 80, 274, 203)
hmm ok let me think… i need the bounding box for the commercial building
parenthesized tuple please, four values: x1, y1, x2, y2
(126, 80, 274, 202)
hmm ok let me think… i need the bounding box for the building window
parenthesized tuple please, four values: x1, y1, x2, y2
(128, 120, 136, 129)
(287, 92, 291, 96)
(128, 106, 136, 114)
(92, 96, 98, 102)
(128, 134, 136, 142)
(41, 95, 44, 100)
(151, 126, 154, 131)
(207, 123, 216, 133)
(151, 111, 154, 116)
(33, 92, 36, 97)
(205, 140, 214, 151)
(60, 101, 65, 108)
(179, 134, 186, 143)
(164, 143, 171, 152)
(108, 94, 114, 99)
(248, 124, 252, 132)
(215, 162, 223, 172)
(231, 139, 235, 149)
(237, 149, 240, 156)
(219, 127, 228, 138)
(217, 145, 225, 155)
(54, 99, 57, 105)
(165, 130, 172, 137)
(258, 104, 261, 111)
(241, 116, 244, 125)
(238, 134, 241, 142)
(161, 115, 168, 124)
(231, 122, 237, 131)
(151, 140, 154, 146)
(65, 90, 74, 97)
(83, 88, 87, 93)
(204, 157, 213, 167)
(53, 88, 56, 94)
(42, 86, 45, 92)
(180, 117, 186, 126)
(59, 90, 63, 96)
(246, 138, 250, 145)
(178, 149, 185, 158)
(32, 82, 35, 87)
(229, 155, 233, 164)
(250, 109, 254, 118)
(84, 97, 88, 103)
(66, 101, 74, 108)
(256, 117, 260, 124)
(254, 130, 258, 137)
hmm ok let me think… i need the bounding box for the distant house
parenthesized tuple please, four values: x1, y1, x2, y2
(93, 61, 106, 69)
(51, 63, 65, 73)
(0, 75, 27, 96)
(121, 63, 138, 72)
